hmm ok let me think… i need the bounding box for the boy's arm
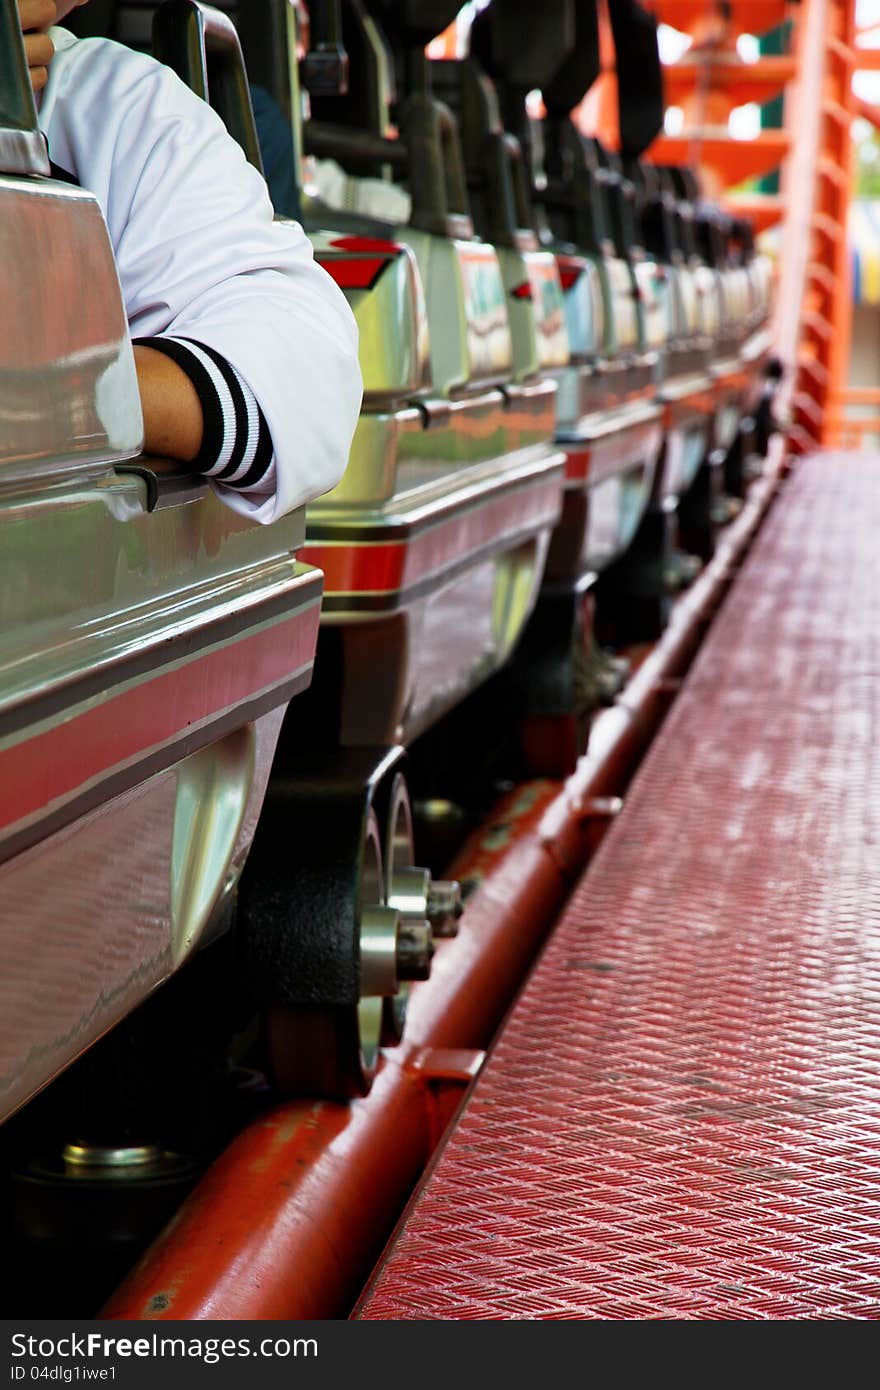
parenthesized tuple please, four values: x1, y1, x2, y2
(40, 34, 362, 523)
(20, 9, 213, 473)
(132, 344, 204, 464)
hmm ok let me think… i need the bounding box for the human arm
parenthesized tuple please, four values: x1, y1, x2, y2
(132, 343, 203, 464)
(39, 34, 362, 521)
(23, 12, 262, 480)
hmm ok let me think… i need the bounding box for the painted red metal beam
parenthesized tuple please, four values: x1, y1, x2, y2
(101, 449, 786, 1322)
(357, 451, 880, 1321)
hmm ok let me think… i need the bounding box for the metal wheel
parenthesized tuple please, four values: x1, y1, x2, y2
(266, 807, 391, 1097)
(381, 772, 463, 1044)
(240, 756, 461, 1100)
(381, 774, 424, 1044)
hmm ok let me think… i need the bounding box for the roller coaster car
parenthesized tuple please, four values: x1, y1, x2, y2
(735, 217, 774, 365)
(463, 0, 664, 590)
(301, 227, 565, 752)
(145, 0, 562, 1091)
(623, 159, 715, 514)
(414, 3, 664, 770)
(264, 0, 567, 752)
(684, 194, 775, 495)
(0, 1, 323, 1128)
(688, 196, 752, 463)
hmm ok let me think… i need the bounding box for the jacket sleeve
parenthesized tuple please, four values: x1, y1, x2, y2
(40, 34, 362, 523)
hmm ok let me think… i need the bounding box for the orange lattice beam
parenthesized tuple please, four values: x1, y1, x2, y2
(663, 54, 797, 111)
(643, 1, 788, 38)
(646, 129, 790, 193)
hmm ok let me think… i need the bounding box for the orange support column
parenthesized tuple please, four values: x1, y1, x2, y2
(636, 0, 856, 452)
(765, 0, 855, 452)
(823, 5, 856, 444)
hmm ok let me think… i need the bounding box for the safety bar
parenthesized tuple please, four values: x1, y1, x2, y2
(305, 121, 407, 170)
(479, 128, 534, 248)
(0, 0, 50, 176)
(152, 0, 265, 175)
(609, 0, 663, 159)
(301, 0, 349, 97)
(304, 101, 471, 238)
(540, 120, 610, 257)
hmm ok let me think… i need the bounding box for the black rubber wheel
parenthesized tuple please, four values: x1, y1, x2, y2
(263, 808, 388, 1099)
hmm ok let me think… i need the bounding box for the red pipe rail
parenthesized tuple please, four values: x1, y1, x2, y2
(102, 449, 786, 1322)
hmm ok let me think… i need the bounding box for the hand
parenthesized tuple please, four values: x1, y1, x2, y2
(18, 0, 58, 95)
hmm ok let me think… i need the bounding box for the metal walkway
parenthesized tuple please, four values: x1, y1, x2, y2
(356, 454, 880, 1319)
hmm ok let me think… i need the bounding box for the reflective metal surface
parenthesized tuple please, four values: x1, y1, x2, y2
(0, 705, 285, 1123)
(306, 214, 565, 746)
(0, 0, 51, 178)
(0, 175, 143, 481)
(306, 419, 563, 742)
(694, 263, 722, 340)
(311, 231, 431, 405)
(550, 401, 664, 580)
(557, 255, 604, 366)
(401, 231, 513, 396)
(633, 258, 668, 353)
(605, 256, 641, 353)
(304, 444, 564, 612)
(0, 170, 321, 1121)
(661, 377, 715, 501)
(0, 129, 50, 178)
(497, 247, 570, 382)
(337, 529, 554, 747)
(551, 246, 664, 579)
(326, 382, 557, 508)
(0, 470, 317, 856)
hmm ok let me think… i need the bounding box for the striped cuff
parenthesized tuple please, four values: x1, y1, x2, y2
(134, 336, 277, 495)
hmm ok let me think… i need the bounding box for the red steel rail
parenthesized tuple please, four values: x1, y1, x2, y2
(102, 448, 786, 1322)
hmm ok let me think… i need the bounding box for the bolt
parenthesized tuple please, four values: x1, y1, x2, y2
(427, 879, 463, 938)
(396, 922, 434, 981)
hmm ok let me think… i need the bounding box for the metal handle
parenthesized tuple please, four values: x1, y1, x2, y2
(152, 0, 265, 175)
(484, 130, 534, 247)
(115, 463, 209, 512)
(301, 0, 349, 97)
(305, 120, 408, 170)
(0, 0, 50, 176)
(407, 90, 474, 237)
(435, 99, 469, 222)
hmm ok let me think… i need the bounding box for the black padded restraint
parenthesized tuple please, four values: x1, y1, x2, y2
(609, 0, 664, 158)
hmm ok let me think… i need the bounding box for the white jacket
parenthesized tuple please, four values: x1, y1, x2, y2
(39, 28, 362, 523)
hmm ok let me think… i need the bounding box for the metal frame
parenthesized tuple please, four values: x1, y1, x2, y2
(0, 0, 51, 176)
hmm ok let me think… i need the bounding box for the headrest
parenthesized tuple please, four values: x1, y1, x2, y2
(469, 0, 574, 93)
(361, 0, 462, 49)
(63, 0, 118, 36)
(609, 0, 663, 158)
(657, 164, 700, 202)
(542, 0, 600, 118)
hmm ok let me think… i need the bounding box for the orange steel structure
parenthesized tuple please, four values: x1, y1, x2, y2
(582, 2, 860, 454)
(574, 1, 861, 455)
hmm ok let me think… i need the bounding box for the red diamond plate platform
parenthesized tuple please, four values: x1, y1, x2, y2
(356, 454, 880, 1320)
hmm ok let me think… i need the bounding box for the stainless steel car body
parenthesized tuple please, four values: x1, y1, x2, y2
(0, 168, 321, 1122)
(303, 227, 564, 747)
(641, 256, 715, 505)
(549, 250, 664, 581)
(696, 263, 750, 457)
